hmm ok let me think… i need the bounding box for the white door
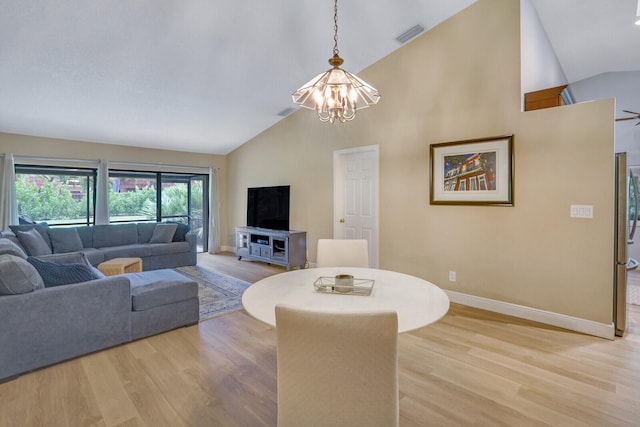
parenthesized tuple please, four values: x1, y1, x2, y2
(333, 145, 379, 267)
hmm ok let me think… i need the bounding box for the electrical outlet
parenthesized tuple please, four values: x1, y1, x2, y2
(449, 271, 456, 282)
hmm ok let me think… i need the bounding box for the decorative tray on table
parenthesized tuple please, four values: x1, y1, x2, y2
(313, 275, 375, 296)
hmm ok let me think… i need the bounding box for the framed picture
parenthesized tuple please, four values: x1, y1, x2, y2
(429, 134, 513, 206)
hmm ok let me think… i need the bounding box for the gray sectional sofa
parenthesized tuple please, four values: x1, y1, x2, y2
(1, 221, 197, 270)
(0, 222, 200, 382)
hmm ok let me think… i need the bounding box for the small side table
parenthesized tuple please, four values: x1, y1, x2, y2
(98, 257, 143, 276)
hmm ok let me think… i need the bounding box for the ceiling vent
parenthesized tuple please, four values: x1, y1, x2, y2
(277, 107, 296, 117)
(395, 24, 426, 44)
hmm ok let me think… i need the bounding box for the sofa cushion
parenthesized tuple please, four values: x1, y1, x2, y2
(125, 269, 198, 311)
(100, 244, 152, 260)
(48, 228, 84, 254)
(0, 254, 45, 294)
(27, 256, 102, 288)
(148, 241, 191, 256)
(93, 223, 138, 248)
(74, 226, 94, 248)
(0, 237, 28, 259)
(137, 223, 157, 244)
(149, 223, 178, 244)
(0, 230, 21, 247)
(79, 248, 105, 266)
(14, 228, 53, 256)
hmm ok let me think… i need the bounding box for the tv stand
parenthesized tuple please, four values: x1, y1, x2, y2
(236, 226, 307, 270)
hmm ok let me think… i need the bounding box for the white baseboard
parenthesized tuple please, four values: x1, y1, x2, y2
(222, 245, 235, 253)
(445, 290, 615, 340)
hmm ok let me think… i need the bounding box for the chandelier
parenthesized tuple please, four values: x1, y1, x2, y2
(292, 0, 380, 123)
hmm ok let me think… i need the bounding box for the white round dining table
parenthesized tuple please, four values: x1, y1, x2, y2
(242, 267, 450, 333)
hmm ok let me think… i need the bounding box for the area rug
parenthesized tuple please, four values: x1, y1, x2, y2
(175, 265, 252, 321)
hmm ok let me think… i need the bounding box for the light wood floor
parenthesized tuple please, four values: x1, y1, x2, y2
(1, 252, 639, 427)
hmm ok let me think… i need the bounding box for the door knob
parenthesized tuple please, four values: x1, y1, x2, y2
(339, 218, 345, 223)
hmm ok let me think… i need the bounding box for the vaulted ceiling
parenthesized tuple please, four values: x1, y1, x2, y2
(0, 0, 637, 155)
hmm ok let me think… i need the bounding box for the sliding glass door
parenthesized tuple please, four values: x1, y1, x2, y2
(160, 173, 209, 252)
(109, 170, 209, 252)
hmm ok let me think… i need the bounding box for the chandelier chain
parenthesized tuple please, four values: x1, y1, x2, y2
(333, 0, 339, 56)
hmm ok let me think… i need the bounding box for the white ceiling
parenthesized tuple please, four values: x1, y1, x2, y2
(530, 0, 640, 116)
(530, 0, 640, 163)
(0, 0, 638, 155)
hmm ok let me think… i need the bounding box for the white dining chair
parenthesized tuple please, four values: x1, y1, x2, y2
(275, 305, 399, 427)
(316, 238, 369, 267)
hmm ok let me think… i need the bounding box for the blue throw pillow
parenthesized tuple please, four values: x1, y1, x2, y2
(27, 256, 101, 288)
(168, 222, 190, 242)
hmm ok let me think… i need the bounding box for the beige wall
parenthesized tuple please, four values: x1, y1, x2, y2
(0, 132, 228, 239)
(0, 0, 615, 325)
(227, 0, 615, 324)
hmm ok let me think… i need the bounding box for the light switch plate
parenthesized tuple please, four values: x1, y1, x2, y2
(570, 204, 593, 219)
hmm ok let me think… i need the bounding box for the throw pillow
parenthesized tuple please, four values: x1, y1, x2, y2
(0, 254, 45, 295)
(168, 221, 190, 242)
(35, 251, 106, 279)
(15, 228, 53, 256)
(137, 222, 157, 243)
(47, 228, 84, 254)
(27, 256, 101, 288)
(9, 223, 52, 249)
(0, 238, 28, 259)
(36, 251, 89, 265)
(149, 223, 179, 243)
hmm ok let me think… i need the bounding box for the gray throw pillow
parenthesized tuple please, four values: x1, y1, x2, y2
(9, 223, 52, 248)
(0, 254, 45, 295)
(0, 237, 28, 259)
(27, 256, 101, 287)
(15, 228, 53, 256)
(137, 222, 157, 243)
(48, 228, 84, 253)
(149, 223, 179, 243)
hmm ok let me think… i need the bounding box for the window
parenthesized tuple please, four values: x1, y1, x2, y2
(469, 177, 477, 191)
(15, 165, 96, 226)
(478, 175, 487, 190)
(109, 171, 157, 222)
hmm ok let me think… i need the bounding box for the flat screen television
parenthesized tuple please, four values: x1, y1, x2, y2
(247, 185, 290, 231)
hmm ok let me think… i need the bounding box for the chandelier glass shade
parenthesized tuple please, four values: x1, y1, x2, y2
(292, 0, 380, 123)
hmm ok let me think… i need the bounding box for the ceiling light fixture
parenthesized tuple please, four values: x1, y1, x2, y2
(292, 0, 380, 123)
